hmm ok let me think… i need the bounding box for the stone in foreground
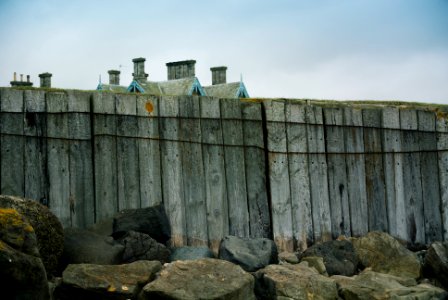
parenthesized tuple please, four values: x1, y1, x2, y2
(140, 258, 255, 300)
(423, 241, 448, 289)
(254, 262, 338, 300)
(56, 260, 161, 300)
(169, 246, 215, 261)
(118, 230, 170, 264)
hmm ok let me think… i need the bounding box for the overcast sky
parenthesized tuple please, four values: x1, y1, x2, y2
(0, 0, 447, 103)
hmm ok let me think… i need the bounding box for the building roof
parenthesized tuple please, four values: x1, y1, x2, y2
(127, 77, 206, 96)
(203, 81, 250, 99)
(96, 83, 128, 93)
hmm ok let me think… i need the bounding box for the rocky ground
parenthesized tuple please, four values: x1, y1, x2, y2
(1, 194, 448, 300)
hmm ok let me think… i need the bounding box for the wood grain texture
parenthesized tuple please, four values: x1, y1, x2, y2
(437, 114, 448, 241)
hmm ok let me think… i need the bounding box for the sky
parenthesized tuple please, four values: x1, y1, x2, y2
(0, 0, 447, 104)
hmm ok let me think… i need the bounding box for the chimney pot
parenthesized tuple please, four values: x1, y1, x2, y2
(210, 66, 227, 85)
(27, 75, 30, 83)
(20, 74, 23, 82)
(38, 72, 52, 88)
(108, 70, 121, 85)
(132, 57, 148, 82)
(13, 72, 17, 81)
(166, 60, 196, 80)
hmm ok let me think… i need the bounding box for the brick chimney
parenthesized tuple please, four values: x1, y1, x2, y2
(132, 57, 148, 82)
(210, 66, 227, 85)
(108, 70, 120, 85)
(166, 60, 196, 80)
(10, 72, 33, 87)
(38, 72, 52, 88)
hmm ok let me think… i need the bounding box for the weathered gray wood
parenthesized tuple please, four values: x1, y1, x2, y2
(179, 96, 208, 246)
(46, 92, 70, 227)
(418, 110, 443, 243)
(67, 91, 94, 228)
(201, 96, 228, 254)
(242, 101, 271, 239)
(159, 96, 186, 247)
(92, 92, 118, 222)
(221, 98, 250, 238)
(306, 105, 331, 242)
(437, 114, 448, 241)
(116, 94, 140, 210)
(381, 107, 406, 240)
(286, 101, 312, 250)
(344, 107, 368, 237)
(23, 90, 47, 202)
(324, 107, 351, 238)
(136, 95, 162, 207)
(400, 109, 425, 244)
(363, 108, 388, 232)
(265, 100, 293, 251)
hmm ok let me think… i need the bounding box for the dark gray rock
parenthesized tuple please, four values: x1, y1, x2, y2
(218, 236, 278, 272)
(60, 228, 124, 269)
(112, 204, 171, 244)
(86, 217, 113, 236)
(170, 246, 214, 261)
(424, 241, 448, 289)
(300, 239, 359, 276)
(117, 230, 170, 264)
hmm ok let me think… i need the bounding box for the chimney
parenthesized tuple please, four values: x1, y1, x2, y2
(210, 66, 227, 85)
(108, 70, 120, 85)
(39, 72, 52, 88)
(10, 72, 33, 87)
(132, 57, 148, 82)
(166, 60, 196, 80)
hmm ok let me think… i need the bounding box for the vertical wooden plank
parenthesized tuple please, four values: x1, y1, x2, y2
(344, 107, 368, 237)
(400, 109, 425, 244)
(23, 89, 48, 202)
(116, 94, 140, 210)
(67, 91, 94, 228)
(201, 96, 228, 254)
(286, 101, 312, 250)
(265, 99, 293, 251)
(437, 113, 448, 241)
(221, 98, 249, 238)
(179, 96, 208, 246)
(46, 91, 70, 227)
(137, 94, 162, 207)
(0, 88, 25, 197)
(92, 92, 117, 222)
(382, 107, 406, 240)
(306, 105, 332, 242)
(324, 107, 351, 238)
(418, 110, 443, 243)
(159, 96, 186, 247)
(242, 101, 271, 239)
(363, 108, 388, 232)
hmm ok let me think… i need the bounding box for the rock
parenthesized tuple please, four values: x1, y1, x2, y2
(55, 260, 161, 300)
(86, 217, 114, 236)
(60, 228, 124, 268)
(352, 231, 421, 279)
(278, 251, 299, 264)
(333, 269, 447, 300)
(0, 208, 49, 299)
(301, 256, 328, 275)
(0, 194, 64, 277)
(118, 230, 170, 264)
(254, 262, 338, 300)
(423, 241, 448, 289)
(218, 236, 278, 272)
(140, 258, 255, 300)
(170, 246, 214, 261)
(112, 204, 171, 244)
(300, 239, 359, 276)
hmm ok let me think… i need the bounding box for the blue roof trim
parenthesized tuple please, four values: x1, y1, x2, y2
(127, 80, 145, 93)
(96, 83, 103, 90)
(188, 77, 207, 96)
(236, 81, 249, 98)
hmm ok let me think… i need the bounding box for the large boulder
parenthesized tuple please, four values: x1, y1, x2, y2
(423, 241, 448, 289)
(0, 208, 49, 299)
(170, 246, 214, 261)
(300, 239, 359, 276)
(60, 228, 124, 268)
(352, 231, 421, 279)
(112, 205, 171, 244)
(333, 269, 447, 300)
(55, 260, 161, 300)
(0, 195, 64, 277)
(139, 258, 255, 300)
(254, 261, 338, 300)
(218, 236, 278, 272)
(117, 230, 170, 264)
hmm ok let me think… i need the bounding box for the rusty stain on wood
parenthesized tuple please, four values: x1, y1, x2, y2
(145, 101, 154, 113)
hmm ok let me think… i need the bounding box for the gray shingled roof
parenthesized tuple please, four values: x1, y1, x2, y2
(136, 77, 205, 96)
(203, 82, 247, 98)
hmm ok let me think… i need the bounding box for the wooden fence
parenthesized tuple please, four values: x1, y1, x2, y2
(0, 88, 447, 252)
